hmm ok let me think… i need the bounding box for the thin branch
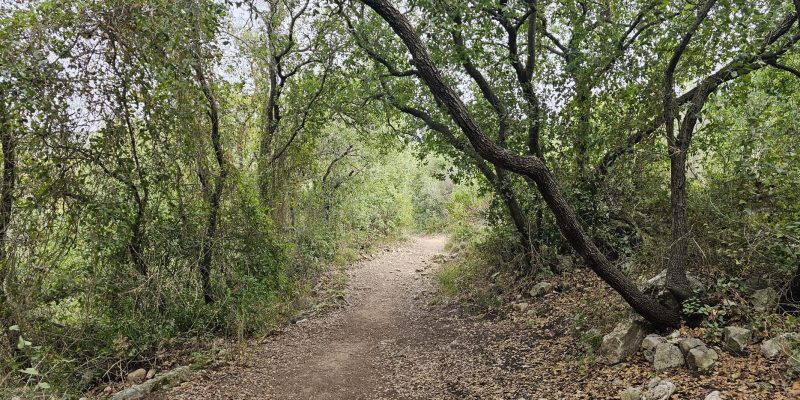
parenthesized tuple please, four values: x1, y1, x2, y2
(766, 59, 800, 78)
(322, 145, 355, 185)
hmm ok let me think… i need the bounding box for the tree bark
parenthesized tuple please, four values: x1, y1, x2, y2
(195, 65, 225, 305)
(666, 149, 693, 301)
(449, 20, 538, 273)
(0, 94, 14, 289)
(0, 89, 18, 351)
(109, 36, 150, 276)
(258, 57, 280, 202)
(662, 0, 717, 303)
(663, 6, 799, 304)
(572, 77, 591, 177)
(129, 194, 147, 276)
(382, 93, 539, 274)
(360, 0, 681, 329)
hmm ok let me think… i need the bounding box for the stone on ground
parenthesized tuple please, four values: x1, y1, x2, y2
(513, 302, 530, 312)
(686, 346, 719, 371)
(704, 390, 722, 400)
(598, 319, 647, 364)
(677, 337, 704, 354)
(529, 281, 553, 297)
(619, 386, 642, 400)
(760, 332, 799, 360)
(722, 326, 752, 353)
(643, 378, 676, 400)
(126, 368, 147, 384)
(653, 342, 684, 370)
(751, 287, 777, 313)
(112, 366, 191, 400)
(641, 334, 665, 362)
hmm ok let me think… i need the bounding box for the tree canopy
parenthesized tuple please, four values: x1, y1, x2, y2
(1, 0, 799, 395)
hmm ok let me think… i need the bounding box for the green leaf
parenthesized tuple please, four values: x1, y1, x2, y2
(8, 325, 19, 331)
(19, 367, 39, 376)
(37, 382, 51, 389)
(17, 336, 32, 349)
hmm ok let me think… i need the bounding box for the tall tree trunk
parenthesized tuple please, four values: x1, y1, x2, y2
(0, 98, 13, 289)
(361, 0, 681, 328)
(0, 91, 18, 351)
(195, 65, 225, 305)
(661, 0, 717, 305)
(666, 147, 693, 301)
(109, 35, 150, 276)
(129, 195, 147, 276)
(258, 58, 279, 203)
(574, 80, 591, 177)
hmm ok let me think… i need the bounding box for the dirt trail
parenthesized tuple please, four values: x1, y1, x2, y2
(161, 236, 454, 399)
(151, 235, 794, 399)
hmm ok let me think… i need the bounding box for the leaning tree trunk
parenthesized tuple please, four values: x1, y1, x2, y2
(361, 0, 681, 329)
(381, 94, 540, 275)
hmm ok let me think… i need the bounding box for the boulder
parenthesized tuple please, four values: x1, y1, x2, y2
(146, 369, 156, 379)
(722, 326, 752, 353)
(643, 378, 676, 400)
(598, 319, 647, 364)
(641, 334, 665, 362)
(653, 342, 685, 370)
(704, 391, 722, 400)
(127, 368, 147, 384)
(751, 287, 777, 313)
(642, 269, 704, 309)
(619, 387, 642, 400)
(529, 282, 553, 298)
(678, 337, 705, 355)
(760, 332, 799, 360)
(686, 346, 719, 371)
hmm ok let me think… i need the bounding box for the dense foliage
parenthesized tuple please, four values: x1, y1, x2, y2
(1, 0, 799, 396)
(0, 1, 465, 395)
